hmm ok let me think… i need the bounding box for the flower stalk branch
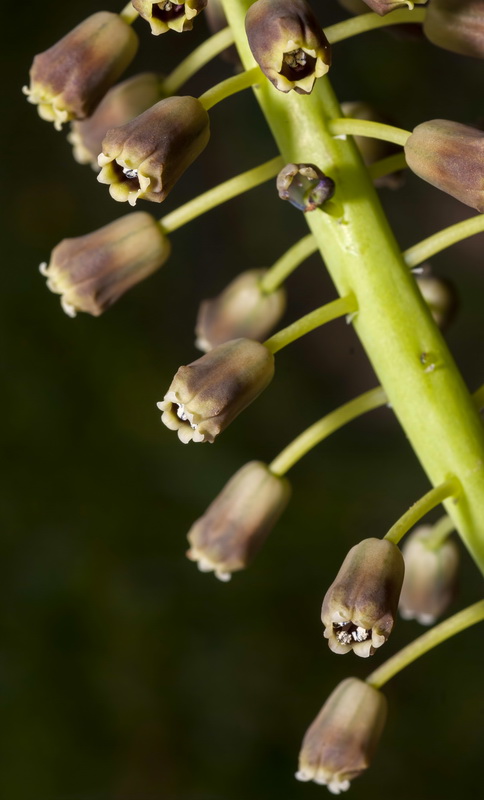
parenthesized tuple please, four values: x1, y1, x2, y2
(162, 27, 237, 95)
(328, 118, 411, 147)
(120, 2, 139, 25)
(199, 66, 261, 110)
(403, 214, 484, 269)
(260, 233, 317, 294)
(384, 478, 461, 546)
(264, 294, 357, 355)
(324, 7, 427, 45)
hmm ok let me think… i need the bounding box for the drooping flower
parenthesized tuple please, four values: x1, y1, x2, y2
(423, 0, 484, 59)
(132, 0, 207, 35)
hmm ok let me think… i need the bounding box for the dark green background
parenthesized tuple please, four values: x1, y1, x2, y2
(2, 2, 483, 798)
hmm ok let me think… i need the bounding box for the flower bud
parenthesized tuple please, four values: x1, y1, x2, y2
(186, 461, 291, 580)
(358, 0, 426, 14)
(68, 73, 165, 170)
(340, 102, 405, 189)
(404, 119, 484, 212)
(40, 212, 170, 317)
(277, 164, 335, 212)
(97, 96, 210, 206)
(245, 0, 331, 95)
(132, 1, 207, 35)
(321, 538, 405, 657)
(157, 339, 275, 443)
(415, 269, 458, 331)
(296, 678, 387, 793)
(195, 270, 286, 352)
(399, 525, 460, 625)
(423, 1, 484, 59)
(23, 12, 138, 130)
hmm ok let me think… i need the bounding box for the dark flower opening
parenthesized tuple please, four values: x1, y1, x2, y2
(280, 49, 316, 82)
(153, 2, 185, 22)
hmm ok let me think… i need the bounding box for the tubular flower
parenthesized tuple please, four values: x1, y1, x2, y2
(97, 96, 210, 206)
(132, 0, 207, 34)
(195, 270, 286, 352)
(321, 538, 405, 657)
(423, 0, 484, 59)
(39, 212, 170, 317)
(399, 525, 460, 625)
(186, 461, 291, 580)
(157, 338, 275, 443)
(245, 0, 331, 95)
(68, 73, 165, 170)
(23, 12, 138, 130)
(404, 119, 484, 212)
(296, 678, 387, 794)
(277, 163, 335, 212)
(359, 0, 426, 14)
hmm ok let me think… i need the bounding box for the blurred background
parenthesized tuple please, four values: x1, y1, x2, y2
(2, 1, 483, 798)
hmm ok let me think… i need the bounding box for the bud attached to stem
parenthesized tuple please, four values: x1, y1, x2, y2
(277, 164, 335, 212)
(423, 0, 484, 59)
(132, 0, 207, 35)
(415, 268, 458, 331)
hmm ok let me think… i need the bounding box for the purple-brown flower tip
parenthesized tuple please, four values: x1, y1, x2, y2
(404, 119, 484, 212)
(186, 461, 290, 580)
(415, 268, 458, 331)
(132, 0, 207, 34)
(359, 0, 425, 14)
(195, 270, 286, 352)
(97, 95, 210, 206)
(277, 164, 335, 212)
(321, 538, 405, 657)
(23, 12, 138, 130)
(245, 0, 331, 95)
(157, 338, 275, 443)
(296, 677, 387, 793)
(39, 212, 170, 317)
(424, 0, 484, 59)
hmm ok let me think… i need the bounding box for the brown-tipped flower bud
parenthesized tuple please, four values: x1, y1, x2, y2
(415, 269, 458, 331)
(277, 164, 335, 212)
(158, 339, 275, 443)
(361, 0, 426, 14)
(399, 525, 460, 625)
(23, 12, 138, 130)
(423, 1, 484, 59)
(296, 678, 387, 793)
(39, 212, 170, 317)
(341, 102, 405, 189)
(322, 538, 405, 657)
(97, 96, 210, 206)
(186, 461, 290, 580)
(68, 73, 165, 170)
(404, 119, 484, 212)
(195, 270, 286, 352)
(132, 0, 207, 35)
(245, 0, 331, 95)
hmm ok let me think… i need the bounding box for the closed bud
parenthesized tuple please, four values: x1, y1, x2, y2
(277, 163, 335, 212)
(132, 0, 207, 35)
(68, 73, 165, 170)
(23, 12, 138, 130)
(195, 270, 286, 352)
(415, 268, 458, 330)
(404, 119, 484, 212)
(399, 525, 460, 625)
(359, 0, 426, 14)
(341, 102, 405, 189)
(296, 678, 387, 794)
(39, 212, 170, 317)
(187, 461, 290, 580)
(245, 0, 331, 95)
(97, 96, 210, 206)
(157, 339, 275, 443)
(424, 0, 484, 60)
(321, 538, 405, 657)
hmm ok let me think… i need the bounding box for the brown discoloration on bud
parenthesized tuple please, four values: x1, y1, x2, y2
(424, 0, 484, 59)
(415, 269, 458, 331)
(40, 212, 170, 317)
(97, 96, 210, 206)
(23, 12, 138, 130)
(296, 678, 387, 793)
(186, 461, 290, 580)
(405, 120, 484, 212)
(157, 339, 275, 443)
(322, 538, 405, 657)
(132, 0, 207, 35)
(245, 0, 331, 95)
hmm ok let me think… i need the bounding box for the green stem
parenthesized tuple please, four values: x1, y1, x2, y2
(366, 600, 484, 689)
(269, 386, 387, 477)
(120, 3, 139, 24)
(328, 118, 411, 147)
(260, 233, 317, 294)
(199, 66, 260, 110)
(324, 7, 427, 45)
(425, 515, 455, 550)
(264, 294, 357, 355)
(384, 478, 461, 545)
(403, 214, 484, 269)
(368, 152, 407, 183)
(161, 27, 236, 95)
(159, 156, 283, 234)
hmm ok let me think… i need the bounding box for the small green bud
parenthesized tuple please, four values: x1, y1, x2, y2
(97, 96, 210, 206)
(157, 338, 275, 443)
(415, 268, 458, 331)
(23, 12, 138, 130)
(245, 0, 331, 95)
(39, 212, 170, 317)
(195, 270, 286, 352)
(404, 119, 484, 212)
(132, 0, 207, 35)
(277, 163, 335, 212)
(424, 0, 484, 59)
(186, 461, 290, 580)
(296, 677, 387, 793)
(321, 538, 405, 657)
(341, 102, 405, 189)
(359, 0, 426, 14)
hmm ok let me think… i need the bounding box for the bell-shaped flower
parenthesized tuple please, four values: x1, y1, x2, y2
(423, 0, 484, 59)
(132, 0, 207, 35)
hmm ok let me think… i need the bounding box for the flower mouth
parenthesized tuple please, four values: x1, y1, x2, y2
(157, 395, 208, 443)
(333, 621, 371, 645)
(280, 48, 316, 81)
(153, 2, 186, 22)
